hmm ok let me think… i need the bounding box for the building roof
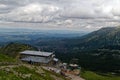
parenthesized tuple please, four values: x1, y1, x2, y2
(20, 50, 53, 57)
(53, 58, 59, 62)
(21, 56, 51, 63)
(69, 64, 79, 67)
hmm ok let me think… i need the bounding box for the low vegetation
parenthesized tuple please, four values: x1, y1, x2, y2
(0, 53, 15, 62)
(81, 71, 120, 80)
(0, 64, 67, 80)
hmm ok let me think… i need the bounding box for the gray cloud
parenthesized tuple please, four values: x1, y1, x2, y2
(0, 0, 120, 31)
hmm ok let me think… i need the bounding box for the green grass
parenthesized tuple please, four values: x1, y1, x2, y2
(13, 66, 54, 80)
(0, 54, 15, 62)
(0, 70, 22, 80)
(0, 69, 45, 80)
(0, 63, 67, 80)
(13, 66, 56, 80)
(81, 71, 120, 80)
(0, 65, 55, 80)
(13, 66, 35, 74)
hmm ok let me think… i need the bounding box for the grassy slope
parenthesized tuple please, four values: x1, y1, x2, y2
(81, 71, 120, 80)
(0, 53, 67, 80)
(0, 65, 68, 80)
(0, 53, 15, 62)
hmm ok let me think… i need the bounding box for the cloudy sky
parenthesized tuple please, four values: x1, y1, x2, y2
(0, 0, 120, 31)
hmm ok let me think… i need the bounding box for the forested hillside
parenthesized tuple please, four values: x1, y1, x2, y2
(33, 27, 120, 74)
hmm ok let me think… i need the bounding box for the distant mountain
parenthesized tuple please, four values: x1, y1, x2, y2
(31, 27, 120, 53)
(65, 27, 120, 50)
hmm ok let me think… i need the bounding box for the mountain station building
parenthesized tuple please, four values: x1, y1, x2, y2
(19, 50, 58, 65)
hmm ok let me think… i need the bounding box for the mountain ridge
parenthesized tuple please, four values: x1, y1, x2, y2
(65, 27, 120, 50)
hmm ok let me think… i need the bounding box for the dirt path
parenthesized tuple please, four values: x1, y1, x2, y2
(70, 75, 84, 80)
(0, 65, 20, 69)
(65, 73, 85, 80)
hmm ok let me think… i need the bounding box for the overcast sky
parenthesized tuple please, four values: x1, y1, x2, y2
(0, 0, 120, 31)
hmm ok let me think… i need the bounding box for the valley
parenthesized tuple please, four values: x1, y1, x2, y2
(0, 27, 120, 80)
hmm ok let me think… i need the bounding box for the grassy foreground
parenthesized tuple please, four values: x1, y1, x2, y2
(0, 54, 15, 62)
(81, 71, 120, 80)
(0, 54, 68, 80)
(0, 65, 68, 80)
